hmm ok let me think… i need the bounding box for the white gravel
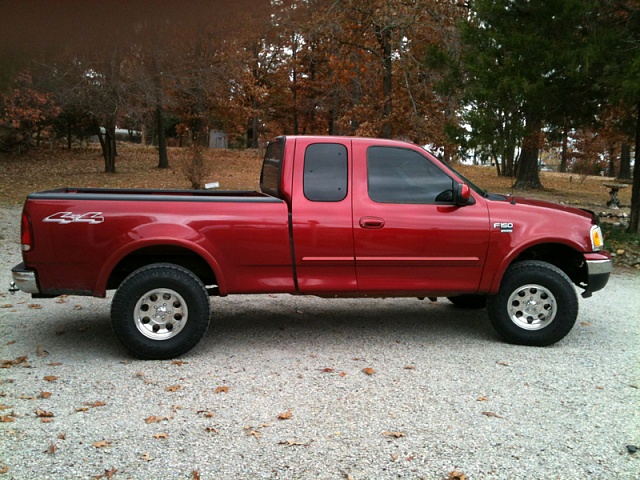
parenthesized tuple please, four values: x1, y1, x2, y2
(1, 204, 639, 479)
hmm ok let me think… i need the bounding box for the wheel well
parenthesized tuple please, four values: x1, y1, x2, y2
(513, 243, 587, 286)
(107, 246, 217, 292)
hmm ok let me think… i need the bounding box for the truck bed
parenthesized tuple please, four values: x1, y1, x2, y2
(28, 188, 280, 203)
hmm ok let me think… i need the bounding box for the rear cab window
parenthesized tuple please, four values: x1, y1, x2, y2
(303, 143, 348, 202)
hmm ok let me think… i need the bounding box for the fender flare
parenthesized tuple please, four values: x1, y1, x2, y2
(94, 237, 226, 297)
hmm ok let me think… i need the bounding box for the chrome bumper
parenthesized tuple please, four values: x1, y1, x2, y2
(582, 258, 612, 298)
(10, 263, 40, 295)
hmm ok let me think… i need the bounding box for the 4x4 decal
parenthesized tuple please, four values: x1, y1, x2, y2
(43, 212, 105, 225)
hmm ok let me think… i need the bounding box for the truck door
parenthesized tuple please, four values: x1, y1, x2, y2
(290, 138, 357, 294)
(352, 142, 490, 294)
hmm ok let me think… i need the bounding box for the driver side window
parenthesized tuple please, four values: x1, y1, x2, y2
(367, 147, 454, 204)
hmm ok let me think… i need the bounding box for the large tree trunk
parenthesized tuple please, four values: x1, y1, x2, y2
(513, 115, 543, 189)
(618, 143, 631, 180)
(628, 103, 640, 234)
(95, 121, 116, 173)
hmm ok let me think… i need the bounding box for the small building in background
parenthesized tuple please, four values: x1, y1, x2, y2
(209, 131, 228, 149)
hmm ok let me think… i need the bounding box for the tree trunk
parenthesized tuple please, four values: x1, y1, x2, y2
(156, 105, 168, 168)
(608, 146, 616, 177)
(513, 115, 543, 189)
(67, 119, 72, 150)
(619, 143, 631, 180)
(628, 103, 640, 234)
(560, 123, 569, 173)
(96, 121, 116, 173)
(376, 25, 393, 139)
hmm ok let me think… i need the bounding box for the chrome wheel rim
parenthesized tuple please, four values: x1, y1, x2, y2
(507, 284, 557, 331)
(134, 288, 188, 340)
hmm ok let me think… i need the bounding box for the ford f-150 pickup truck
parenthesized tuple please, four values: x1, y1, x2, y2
(11, 135, 612, 359)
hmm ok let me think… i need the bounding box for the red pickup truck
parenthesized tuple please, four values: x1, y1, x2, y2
(11, 136, 612, 359)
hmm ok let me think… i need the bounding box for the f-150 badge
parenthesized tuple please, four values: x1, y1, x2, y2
(44, 212, 104, 225)
(493, 222, 514, 233)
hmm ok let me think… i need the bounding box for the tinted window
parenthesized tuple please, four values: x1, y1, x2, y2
(260, 138, 284, 196)
(304, 143, 348, 202)
(367, 147, 454, 204)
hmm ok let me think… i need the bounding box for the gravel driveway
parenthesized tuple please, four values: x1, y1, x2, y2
(1, 205, 639, 479)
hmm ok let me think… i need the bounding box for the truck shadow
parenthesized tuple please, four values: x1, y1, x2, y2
(202, 296, 496, 353)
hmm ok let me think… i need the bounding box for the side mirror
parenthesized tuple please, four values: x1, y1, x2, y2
(454, 182, 471, 206)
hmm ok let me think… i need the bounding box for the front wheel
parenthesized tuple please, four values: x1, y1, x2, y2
(111, 263, 211, 359)
(487, 260, 578, 346)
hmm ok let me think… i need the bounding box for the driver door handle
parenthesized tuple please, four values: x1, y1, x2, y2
(359, 217, 385, 229)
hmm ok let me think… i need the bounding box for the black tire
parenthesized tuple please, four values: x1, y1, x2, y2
(111, 263, 210, 360)
(487, 260, 578, 346)
(447, 294, 487, 309)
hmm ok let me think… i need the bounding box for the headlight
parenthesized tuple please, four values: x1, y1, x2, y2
(590, 225, 604, 251)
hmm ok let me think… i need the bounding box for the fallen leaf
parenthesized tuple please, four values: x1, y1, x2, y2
(0, 404, 11, 411)
(28, 304, 43, 309)
(362, 367, 376, 376)
(497, 361, 509, 367)
(214, 386, 229, 394)
(447, 470, 469, 480)
(383, 431, 405, 438)
(164, 385, 181, 392)
(35, 409, 54, 418)
(197, 410, 215, 418)
(1, 304, 13, 309)
(43, 376, 58, 382)
(476, 396, 488, 402)
(321, 367, 335, 373)
(204, 427, 221, 434)
(41, 418, 54, 423)
(58, 433, 66, 440)
(390, 454, 399, 461)
(45, 443, 57, 454)
(278, 440, 308, 447)
(172, 360, 188, 366)
(404, 365, 415, 370)
(596, 386, 604, 390)
(278, 410, 293, 420)
(247, 430, 261, 439)
(581, 321, 591, 327)
(74, 305, 84, 311)
(5, 340, 15, 344)
(482, 411, 503, 419)
(192, 469, 201, 480)
(104, 467, 117, 479)
(153, 433, 169, 439)
(48, 362, 62, 367)
(75, 407, 89, 412)
(141, 452, 152, 462)
(339, 371, 347, 377)
(36, 346, 49, 357)
(0, 415, 15, 423)
(145, 415, 169, 424)
(92, 440, 111, 448)
(1, 356, 28, 367)
(86, 401, 106, 408)
(39, 391, 52, 399)
(19, 395, 37, 400)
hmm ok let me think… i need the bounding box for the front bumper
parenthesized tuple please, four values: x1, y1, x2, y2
(582, 255, 613, 298)
(11, 263, 40, 295)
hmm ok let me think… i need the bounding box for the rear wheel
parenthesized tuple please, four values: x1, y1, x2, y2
(487, 260, 578, 346)
(111, 263, 210, 359)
